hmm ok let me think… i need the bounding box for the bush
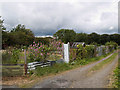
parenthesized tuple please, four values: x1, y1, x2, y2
(76, 44, 95, 61)
(27, 39, 63, 63)
(11, 48, 21, 63)
(2, 48, 21, 64)
(105, 41, 118, 51)
(85, 45, 95, 58)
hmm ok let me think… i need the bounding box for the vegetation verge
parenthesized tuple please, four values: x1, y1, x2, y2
(112, 53, 120, 88)
(89, 51, 117, 72)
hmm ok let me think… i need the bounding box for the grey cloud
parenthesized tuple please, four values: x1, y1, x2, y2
(0, 2, 118, 36)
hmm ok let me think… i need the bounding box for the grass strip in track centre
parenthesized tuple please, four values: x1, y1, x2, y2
(89, 52, 118, 72)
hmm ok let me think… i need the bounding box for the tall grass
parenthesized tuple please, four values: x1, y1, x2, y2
(112, 54, 120, 88)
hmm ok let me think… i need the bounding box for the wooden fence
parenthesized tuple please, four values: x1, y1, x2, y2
(2, 64, 24, 76)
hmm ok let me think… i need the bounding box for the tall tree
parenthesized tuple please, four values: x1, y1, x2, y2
(0, 16, 6, 30)
(109, 34, 120, 45)
(87, 32, 100, 44)
(9, 24, 35, 47)
(53, 29, 76, 43)
(2, 24, 35, 49)
(100, 34, 110, 45)
(75, 33, 88, 42)
(1, 16, 7, 49)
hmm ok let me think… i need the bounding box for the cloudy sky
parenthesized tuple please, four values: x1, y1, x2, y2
(0, 0, 119, 36)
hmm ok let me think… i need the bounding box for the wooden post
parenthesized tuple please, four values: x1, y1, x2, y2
(24, 49, 27, 75)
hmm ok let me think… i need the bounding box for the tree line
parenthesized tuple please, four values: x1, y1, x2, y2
(1, 16, 120, 49)
(53, 29, 120, 45)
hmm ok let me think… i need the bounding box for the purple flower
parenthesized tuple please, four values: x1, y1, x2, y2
(41, 53, 43, 56)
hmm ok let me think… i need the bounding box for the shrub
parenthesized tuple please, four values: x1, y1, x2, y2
(27, 42, 50, 62)
(85, 45, 95, 58)
(27, 39, 63, 62)
(2, 48, 21, 64)
(76, 44, 95, 61)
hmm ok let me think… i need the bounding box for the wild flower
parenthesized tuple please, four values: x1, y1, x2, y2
(41, 53, 43, 56)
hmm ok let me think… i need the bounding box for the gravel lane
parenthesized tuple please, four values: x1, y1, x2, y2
(33, 52, 118, 88)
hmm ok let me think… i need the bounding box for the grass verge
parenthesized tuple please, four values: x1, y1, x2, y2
(89, 51, 117, 72)
(112, 51, 120, 88)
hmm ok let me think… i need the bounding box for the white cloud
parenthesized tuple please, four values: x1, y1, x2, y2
(0, 1, 118, 35)
(109, 26, 114, 30)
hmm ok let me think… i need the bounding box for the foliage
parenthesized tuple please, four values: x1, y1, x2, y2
(112, 67, 120, 88)
(85, 45, 95, 58)
(87, 32, 101, 44)
(49, 39, 63, 51)
(76, 44, 87, 60)
(53, 29, 76, 44)
(28, 41, 50, 62)
(2, 50, 12, 64)
(76, 44, 95, 61)
(105, 41, 118, 51)
(2, 24, 35, 49)
(35, 37, 52, 45)
(100, 34, 110, 45)
(2, 48, 22, 64)
(90, 42, 98, 46)
(27, 39, 63, 62)
(112, 57, 120, 88)
(102, 47, 106, 55)
(69, 49, 77, 62)
(11, 48, 21, 63)
(0, 16, 6, 30)
(75, 33, 88, 42)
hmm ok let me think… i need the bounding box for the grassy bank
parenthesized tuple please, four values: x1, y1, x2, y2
(89, 52, 117, 72)
(112, 52, 120, 88)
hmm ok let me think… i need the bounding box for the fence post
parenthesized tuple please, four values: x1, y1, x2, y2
(24, 49, 27, 75)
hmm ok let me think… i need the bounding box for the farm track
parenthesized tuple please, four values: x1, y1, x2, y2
(33, 51, 118, 88)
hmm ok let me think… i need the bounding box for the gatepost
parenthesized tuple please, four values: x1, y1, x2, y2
(63, 42, 69, 63)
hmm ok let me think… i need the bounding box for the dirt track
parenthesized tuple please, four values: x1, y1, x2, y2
(33, 52, 118, 88)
